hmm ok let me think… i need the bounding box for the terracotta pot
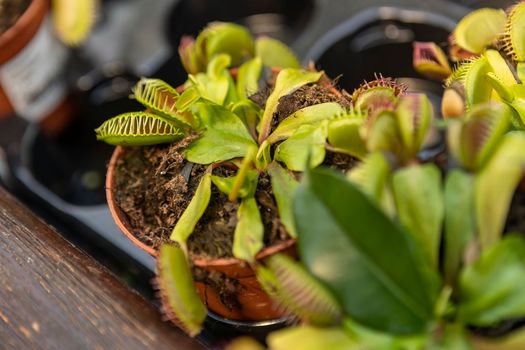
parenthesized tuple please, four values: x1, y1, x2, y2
(0, 0, 73, 135)
(106, 146, 297, 321)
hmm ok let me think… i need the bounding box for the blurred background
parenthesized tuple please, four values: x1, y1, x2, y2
(0, 0, 514, 317)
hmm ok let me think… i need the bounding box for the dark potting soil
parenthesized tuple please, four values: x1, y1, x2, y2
(114, 142, 289, 259)
(323, 152, 358, 173)
(114, 139, 202, 251)
(0, 0, 31, 35)
(505, 188, 525, 234)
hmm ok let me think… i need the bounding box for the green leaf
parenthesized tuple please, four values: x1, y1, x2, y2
(157, 244, 207, 337)
(485, 49, 517, 87)
(232, 197, 264, 263)
(267, 162, 299, 237)
(132, 78, 196, 128)
(443, 170, 476, 286)
(463, 56, 493, 109)
(211, 170, 258, 199)
(170, 172, 212, 249)
(429, 324, 473, 350)
(95, 112, 184, 146)
(204, 22, 254, 67)
(236, 57, 262, 99)
(458, 235, 525, 325)
(453, 8, 506, 54)
(475, 132, 525, 248)
(294, 168, 439, 335)
(267, 102, 345, 144)
(255, 139, 272, 171)
(459, 102, 512, 171)
(395, 93, 433, 158)
(230, 99, 262, 135)
(185, 102, 257, 164)
(258, 69, 323, 143)
(275, 124, 327, 171)
(189, 54, 236, 106)
(256, 254, 342, 325)
(267, 326, 358, 350)
(255, 37, 300, 69)
(365, 111, 402, 157)
(347, 152, 392, 206)
(327, 118, 367, 159)
(342, 318, 427, 349)
(392, 164, 444, 268)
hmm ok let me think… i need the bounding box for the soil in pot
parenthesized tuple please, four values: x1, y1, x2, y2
(113, 143, 291, 257)
(0, 0, 31, 34)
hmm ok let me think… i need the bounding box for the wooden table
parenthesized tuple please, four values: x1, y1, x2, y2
(0, 187, 203, 349)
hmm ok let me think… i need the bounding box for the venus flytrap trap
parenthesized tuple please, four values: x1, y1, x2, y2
(413, 1, 525, 127)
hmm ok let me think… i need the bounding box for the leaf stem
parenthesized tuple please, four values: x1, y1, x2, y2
(229, 146, 257, 202)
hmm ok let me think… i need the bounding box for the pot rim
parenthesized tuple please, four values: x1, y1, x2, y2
(0, 0, 48, 63)
(106, 146, 297, 265)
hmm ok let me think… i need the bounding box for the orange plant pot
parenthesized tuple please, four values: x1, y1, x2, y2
(0, 0, 73, 135)
(106, 146, 297, 321)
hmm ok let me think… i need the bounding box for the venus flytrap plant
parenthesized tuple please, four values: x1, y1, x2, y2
(248, 99, 525, 350)
(96, 21, 365, 335)
(179, 21, 300, 75)
(413, 1, 525, 127)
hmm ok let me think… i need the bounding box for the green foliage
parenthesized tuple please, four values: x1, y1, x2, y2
(448, 102, 512, 171)
(267, 326, 358, 350)
(184, 102, 257, 164)
(178, 21, 301, 76)
(347, 152, 392, 208)
(236, 57, 263, 99)
(180, 22, 254, 74)
(188, 54, 236, 105)
(458, 235, 525, 326)
(475, 132, 525, 249)
(255, 37, 301, 69)
(326, 109, 368, 159)
(294, 168, 439, 335)
(501, 2, 525, 62)
(157, 244, 207, 337)
(268, 102, 345, 144)
(232, 197, 264, 262)
(257, 254, 342, 325)
(132, 78, 195, 128)
(396, 94, 433, 158)
(170, 171, 212, 250)
(267, 163, 299, 238)
(258, 69, 323, 143)
(392, 164, 444, 268)
(443, 170, 475, 286)
(211, 170, 258, 199)
(95, 112, 184, 146)
(453, 8, 506, 54)
(275, 123, 327, 171)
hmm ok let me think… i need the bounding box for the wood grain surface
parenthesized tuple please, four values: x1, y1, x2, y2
(0, 187, 204, 350)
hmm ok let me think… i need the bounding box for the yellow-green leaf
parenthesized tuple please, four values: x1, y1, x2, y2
(157, 244, 207, 336)
(233, 197, 264, 263)
(170, 172, 212, 248)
